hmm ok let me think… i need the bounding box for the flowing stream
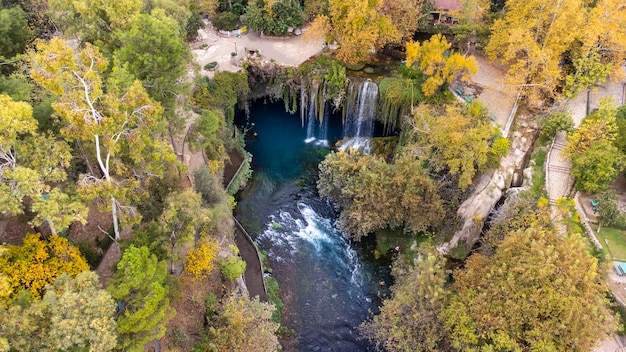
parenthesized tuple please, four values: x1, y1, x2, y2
(235, 100, 391, 351)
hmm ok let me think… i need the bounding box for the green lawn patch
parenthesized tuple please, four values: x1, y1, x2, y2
(596, 227, 626, 261)
(530, 148, 548, 198)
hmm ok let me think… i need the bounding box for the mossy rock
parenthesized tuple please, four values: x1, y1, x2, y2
(363, 67, 375, 74)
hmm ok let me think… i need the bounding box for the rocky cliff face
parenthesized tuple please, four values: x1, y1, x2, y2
(438, 111, 539, 256)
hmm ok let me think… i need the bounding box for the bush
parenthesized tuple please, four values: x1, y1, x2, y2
(212, 12, 239, 31)
(185, 239, 219, 279)
(490, 136, 510, 160)
(193, 165, 225, 206)
(219, 255, 246, 281)
(540, 111, 574, 139)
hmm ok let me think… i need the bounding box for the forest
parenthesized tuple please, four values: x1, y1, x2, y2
(0, 0, 626, 351)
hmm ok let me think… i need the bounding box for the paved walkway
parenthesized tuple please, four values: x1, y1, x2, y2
(545, 131, 573, 207)
(221, 146, 268, 302)
(566, 65, 626, 127)
(468, 49, 519, 135)
(191, 24, 321, 77)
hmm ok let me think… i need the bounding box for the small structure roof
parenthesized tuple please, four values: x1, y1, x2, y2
(433, 0, 461, 11)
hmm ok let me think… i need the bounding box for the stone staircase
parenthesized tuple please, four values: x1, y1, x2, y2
(546, 132, 573, 207)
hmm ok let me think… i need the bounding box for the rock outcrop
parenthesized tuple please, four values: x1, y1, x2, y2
(438, 112, 539, 255)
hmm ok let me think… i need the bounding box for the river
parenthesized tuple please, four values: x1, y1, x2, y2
(234, 99, 392, 351)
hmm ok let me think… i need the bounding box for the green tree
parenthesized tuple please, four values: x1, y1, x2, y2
(443, 225, 616, 351)
(158, 188, 208, 270)
(0, 6, 33, 62)
(107, 245, 173, 352)
(405, 34, 478, 96)
(243, 0, 303, 36)
(212, 11, 240, 31)
(0, 73, 31, 101)
(616, 105, 626, 153)
(0, 93, 85, 233)
(318, 151, 444, 240)
(565, 100, 618, 155)
(193, 164, 225, 206)
(191, 71, 250, 122)
(571, 139, 625, 193)
(202, 294, 280, 352)
(29, 38, 176, 240)
(117, 9, 190, 124)
(564, 100, 624, 193)
(540, 111, 575, 139)
(595, 190, 623, 231)
(48, 0, 142, 49)
(186, 109, 223, 158)
(219, 254, 246, 281)
(361, 248, 450, 351)
(0, 271, 118, 352)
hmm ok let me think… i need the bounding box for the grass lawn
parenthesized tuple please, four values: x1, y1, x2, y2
(596, 227, 626, 261)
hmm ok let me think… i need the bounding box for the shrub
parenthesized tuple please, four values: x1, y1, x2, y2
(212, 12, 239, 31)
(185, 239, 219, 279)
(219, 255, 246, 281)
(193, 165, 225, 206)
(491, 136, 510, 158)
(540, 111, 574, 139)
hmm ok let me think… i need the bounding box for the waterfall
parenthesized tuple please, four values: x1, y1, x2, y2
(340, 79, 378, 152)
(305, 87, 316, 143)
(318, 107, 329, 147)
(300, 78, 379, 151)
(303, 82, 330, 146)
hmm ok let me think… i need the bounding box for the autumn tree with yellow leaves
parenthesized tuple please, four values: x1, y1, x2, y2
(405, 34, 478, 96)
(0, 233, 88, 302)
(565, 0, 626, 106)
(305, 0, 400, 65)
(487, 0, 626, 105)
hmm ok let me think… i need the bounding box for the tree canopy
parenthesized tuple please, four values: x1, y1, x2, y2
(405, 34, 478, 96)
(29, 37, 176, 240)
(404, 102, 500, 189)
(305, 0, 400, 65)
(107, 245, 173, 352)
(0, 271, 117, 352)
(318, 151, 444, 240)
(361, 247, 450, 352)
(0, 233, 88, 302)
(486, 0, 584, 103)
(443, 225, 615, 351)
